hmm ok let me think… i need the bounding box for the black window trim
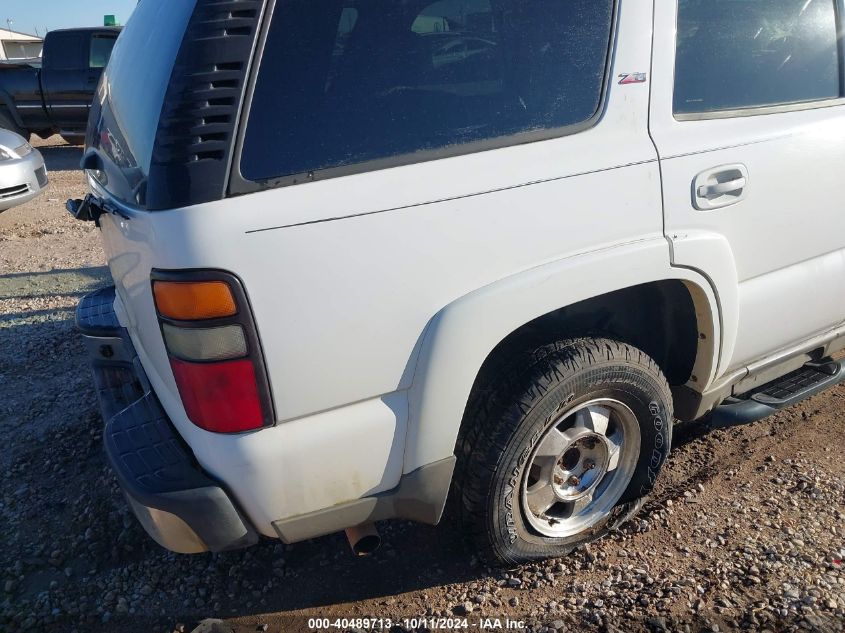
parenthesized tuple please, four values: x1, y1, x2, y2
(228, 0, 620, 196)
(672, 0, 845, 122)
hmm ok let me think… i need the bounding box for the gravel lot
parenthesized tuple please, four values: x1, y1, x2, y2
(1, 137, 843, 633)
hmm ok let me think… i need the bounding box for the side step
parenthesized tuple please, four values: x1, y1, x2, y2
(710, 358, 845, 427)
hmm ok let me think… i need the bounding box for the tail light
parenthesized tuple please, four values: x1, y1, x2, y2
(151, 271, 274, 433)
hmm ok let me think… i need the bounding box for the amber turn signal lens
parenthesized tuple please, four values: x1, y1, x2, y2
(153, 280, 238, 321)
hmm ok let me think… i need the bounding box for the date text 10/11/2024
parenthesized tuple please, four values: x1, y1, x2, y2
(307, 618, 528, 630)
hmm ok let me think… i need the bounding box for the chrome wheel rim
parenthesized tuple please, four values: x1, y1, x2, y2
(520, 398, 641, 538)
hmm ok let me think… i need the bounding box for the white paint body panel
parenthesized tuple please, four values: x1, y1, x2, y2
(651, 0, 845, 373)
(95, 2, 680, 534)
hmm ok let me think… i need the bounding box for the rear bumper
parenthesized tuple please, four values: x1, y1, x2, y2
(77, 286, 258, 553)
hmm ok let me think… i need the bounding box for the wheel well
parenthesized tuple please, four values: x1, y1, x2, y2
(471, 280, 703, 394)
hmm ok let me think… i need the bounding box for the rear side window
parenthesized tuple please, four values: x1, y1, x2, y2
(674, 0, 842, 115)
(89, 35, 117, 68)
(44, 33, 87, 70)
(241, 0, 614, 182)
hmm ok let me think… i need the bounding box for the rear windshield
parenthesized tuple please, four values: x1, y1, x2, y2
(241, 0, 614, 182)
(87, 0, 196, 205)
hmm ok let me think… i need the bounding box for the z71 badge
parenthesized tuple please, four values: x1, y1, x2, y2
(618, 72, 647, 84)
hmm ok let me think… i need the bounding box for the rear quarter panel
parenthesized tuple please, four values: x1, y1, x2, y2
(96, 0, 674, 530)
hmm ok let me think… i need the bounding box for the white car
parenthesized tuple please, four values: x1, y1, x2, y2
(71, 0, 845, 565)
(0, 130, 47, 212)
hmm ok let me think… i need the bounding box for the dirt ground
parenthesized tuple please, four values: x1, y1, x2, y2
(0, 137, 843, 633)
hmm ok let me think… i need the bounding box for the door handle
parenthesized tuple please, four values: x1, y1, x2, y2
(697, 177, 747, 198)
(693, 163, 749, 210)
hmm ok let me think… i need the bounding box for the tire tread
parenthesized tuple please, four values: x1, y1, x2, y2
(453, 337, 672, 566)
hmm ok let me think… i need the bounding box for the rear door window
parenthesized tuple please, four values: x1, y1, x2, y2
(43, 32, 87, 70)
(674, 0, 842, 115)
(241, 0, 614, 182)
(89, 34, 118, 68)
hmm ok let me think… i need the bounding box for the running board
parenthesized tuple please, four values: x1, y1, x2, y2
(710, 358, 845, 427)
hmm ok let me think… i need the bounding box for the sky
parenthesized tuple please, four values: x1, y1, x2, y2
(2, 0, 137, 37)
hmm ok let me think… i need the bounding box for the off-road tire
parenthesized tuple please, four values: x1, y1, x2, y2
(454, 337, 673, 566)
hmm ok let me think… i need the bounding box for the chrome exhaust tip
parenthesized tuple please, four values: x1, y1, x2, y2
(345, 523, 381, 556)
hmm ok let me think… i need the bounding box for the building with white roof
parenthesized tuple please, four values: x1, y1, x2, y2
(0, 27, 43, 60)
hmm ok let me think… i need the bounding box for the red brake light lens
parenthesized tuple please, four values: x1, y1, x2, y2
(152, 270, 274, 434)
(170, 358, 263, 433)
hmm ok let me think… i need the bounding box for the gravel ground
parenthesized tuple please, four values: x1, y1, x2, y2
(1, 137, 843, 633)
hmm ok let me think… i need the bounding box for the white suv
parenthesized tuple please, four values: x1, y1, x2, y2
(70, 0, 845, 565)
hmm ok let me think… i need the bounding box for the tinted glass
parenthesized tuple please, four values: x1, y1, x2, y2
(242, 0, 614, 182)
(87, 0, 197, 205)
(90, 35, 117, 68)
(675, 0, 841, 115)
(44, 33, 87, 70)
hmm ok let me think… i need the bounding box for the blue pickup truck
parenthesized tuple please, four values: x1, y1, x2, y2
(0, 27, 120, 142)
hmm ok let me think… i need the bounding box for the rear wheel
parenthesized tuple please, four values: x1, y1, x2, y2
(454, 337, 673, 565)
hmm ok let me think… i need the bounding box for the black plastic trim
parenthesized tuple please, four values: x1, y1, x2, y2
(748, 360, 843, 406)
(710, 358, 845, 427)
(150, 269, 276, 430)
(76, 287, 259, 552)
(104, 393, 258, 552)
(228, 0, 620, 197)
(146, 0, 265, 210)
(76, 285, 121, 336)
